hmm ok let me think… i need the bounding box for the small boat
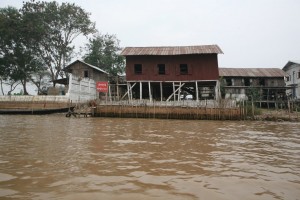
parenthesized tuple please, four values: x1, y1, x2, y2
(0, 107, 71, 115)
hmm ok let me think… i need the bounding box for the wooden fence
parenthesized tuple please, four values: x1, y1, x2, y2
(93, 99, 243, 120)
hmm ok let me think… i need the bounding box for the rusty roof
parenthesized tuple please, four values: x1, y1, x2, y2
(121, 45, 223, 56)
(64, 60, 108, 74)
(219, 68, 286, 77)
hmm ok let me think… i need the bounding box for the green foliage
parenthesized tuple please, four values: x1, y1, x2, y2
(244, 102, 262, 116)
(246, 86, 261, 101)
(219, 76, 226, 98)
(20, 0, 96, 84)
(0, 6, 43, 94)
(83, 33, 125, 76)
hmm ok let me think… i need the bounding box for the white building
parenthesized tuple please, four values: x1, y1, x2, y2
(282, 61, 300, 99)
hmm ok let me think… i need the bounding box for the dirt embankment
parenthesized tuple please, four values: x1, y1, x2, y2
(254, 109, 300, 122)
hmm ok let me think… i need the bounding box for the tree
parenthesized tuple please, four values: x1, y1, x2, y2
(0, 6, 43, 94)
(83, 33, 125, 76)
(20, 0, 96, 85)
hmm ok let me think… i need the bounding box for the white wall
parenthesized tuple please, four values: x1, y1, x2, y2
(284, 63, 300, 99)
(66, 74, 97, 103)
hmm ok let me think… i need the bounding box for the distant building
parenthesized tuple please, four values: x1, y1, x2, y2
(121, 45, 223, 101)
(54, 60, 109, 102)
(219, 68, 287, 108)
(282, 60, 300, 99)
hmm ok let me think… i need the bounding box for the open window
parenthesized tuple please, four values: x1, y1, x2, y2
(226, 78, 232, 86)
(180, 64, 188, 75)
(244, 78, 251, 86)
(157, 64, 165, 75)
(259, 78, 265, 86)
(84, 70, 89, 78)
(134, 64, 142, 74)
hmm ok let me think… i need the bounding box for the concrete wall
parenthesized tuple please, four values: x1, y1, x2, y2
(0, 95, 69, 102)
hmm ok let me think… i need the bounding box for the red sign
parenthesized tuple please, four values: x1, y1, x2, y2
(96, 82, 108, 93)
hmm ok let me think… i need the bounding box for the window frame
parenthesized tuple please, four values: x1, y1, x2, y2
(134, 64, 142, 75)
(84, 70, 89, 78)
(157, 64, 166, 75)
(179, 64, 188, 75)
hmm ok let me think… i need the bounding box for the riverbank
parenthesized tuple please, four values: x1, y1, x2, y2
(254, 109, 300, 122)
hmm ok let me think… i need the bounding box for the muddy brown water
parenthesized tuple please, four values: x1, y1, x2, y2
(0, 115, 299, 200)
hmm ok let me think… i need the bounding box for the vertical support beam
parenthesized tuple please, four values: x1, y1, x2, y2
(116, 77, 119, 101)
(178, 82, 181, 101)
(148, 81, 152, 102)
(195, 81, 199, 102)
(109, 85, 112, 102)
(160, 82, 163, 101)
(140, 81, 142, 101)
(172, 82, 175, 101)
(215, 80, 220, 102)
(79, 78, 81, 103)
(127, 82, 131, 101)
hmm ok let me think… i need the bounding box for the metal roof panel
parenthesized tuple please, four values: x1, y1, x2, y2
(219, 68, 286, 77)
(121, 45, 223, 56)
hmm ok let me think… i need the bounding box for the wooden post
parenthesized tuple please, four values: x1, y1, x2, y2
(109, 85, 112, 102)
(195, 81, 199, 102)
(172, 82, 176, 101)
(127, 83, 130, 101)
(148, 81, 152, 102)
(288, 99, 291, 120)
(252, 97, 254, 119)
(140, 81, 142, 101)
(116, 76, 119, 101)
(160, 82, 163, 102)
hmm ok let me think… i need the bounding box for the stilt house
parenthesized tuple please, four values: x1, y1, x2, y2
(219, 68, 287, 108)
(120, 45, 223, 101)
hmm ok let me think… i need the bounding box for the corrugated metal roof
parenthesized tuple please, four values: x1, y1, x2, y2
(121, 45, 223, 56)
(282, 60, 300, 71)
(219, 68, 286, 77)
(65, 60, 108, 74)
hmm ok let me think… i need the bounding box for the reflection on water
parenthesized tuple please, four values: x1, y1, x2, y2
(0, 115, 299, 200)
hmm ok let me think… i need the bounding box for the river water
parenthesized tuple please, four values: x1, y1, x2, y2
(0, 114, 299, 200)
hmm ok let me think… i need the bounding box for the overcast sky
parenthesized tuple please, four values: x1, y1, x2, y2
(1, 0, 300, 68)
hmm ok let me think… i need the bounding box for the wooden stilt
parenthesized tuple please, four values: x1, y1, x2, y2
(160, 82, 163, 101)
(140, 81, 142, 101)
(195, 81, 199, 102)
(148, 81, 152, 102)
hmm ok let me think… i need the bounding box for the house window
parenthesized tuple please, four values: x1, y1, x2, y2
(259, 78, 265, 86)
(244, 78, 251, 86)
(134, 64, 142, 74)
(286, 76, 290, 81)
(157, 64, 165, 75)
(84, 70, 89, 78)
(298, 71, 300, 79)
(226, 78, 232, 86)
(180, 64, 188, 75)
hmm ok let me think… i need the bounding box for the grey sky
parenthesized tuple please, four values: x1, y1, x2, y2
(1, 0, 300, 68)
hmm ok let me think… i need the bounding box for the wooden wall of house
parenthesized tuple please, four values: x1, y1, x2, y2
(125, 54, 219, 81)
(224, 77, 285, 87)
(68, 62, 108, 82)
